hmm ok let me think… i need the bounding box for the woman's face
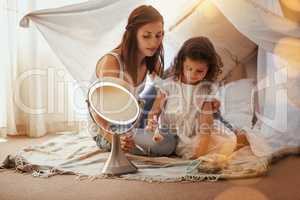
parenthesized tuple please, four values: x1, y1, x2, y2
(182, 57, 208, 85)
(136, 21, 163, 57)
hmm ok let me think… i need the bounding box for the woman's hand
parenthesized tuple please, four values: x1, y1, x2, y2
(145, 115, 159, 132)
(120, 134, 135, 152)
(145, 89, 167, 132)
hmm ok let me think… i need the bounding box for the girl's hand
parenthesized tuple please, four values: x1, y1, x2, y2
(196, 96, 221, 113)
(120, 134, 135, 152)
(212, 98, 220, 113)
(234, 129, 249, 150)
(195, 97, 220, 114)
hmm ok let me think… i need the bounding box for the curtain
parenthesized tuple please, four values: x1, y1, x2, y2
(255, 0, 300, 152)
(0, 0, 198, 138)
(2, 0, 300, 153)
(212, 0, 300, 152)
(0, 0, 88, 138)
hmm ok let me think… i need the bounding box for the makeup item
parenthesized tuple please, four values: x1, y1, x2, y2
(151, 115, 164, 143)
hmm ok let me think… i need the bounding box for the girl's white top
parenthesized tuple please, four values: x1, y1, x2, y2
(154, 77, 212, 158)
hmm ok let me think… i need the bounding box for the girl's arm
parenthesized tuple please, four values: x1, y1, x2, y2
(192, 101, 214, 158)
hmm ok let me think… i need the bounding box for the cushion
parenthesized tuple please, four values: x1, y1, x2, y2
(217, 78, 255, 129)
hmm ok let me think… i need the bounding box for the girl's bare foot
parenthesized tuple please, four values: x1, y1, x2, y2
(234, 129, 249, 150)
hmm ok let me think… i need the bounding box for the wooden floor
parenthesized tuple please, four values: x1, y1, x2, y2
(0, 134, 299, 200)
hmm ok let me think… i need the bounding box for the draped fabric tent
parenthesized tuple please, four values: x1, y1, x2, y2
(20, 0, 300, 156)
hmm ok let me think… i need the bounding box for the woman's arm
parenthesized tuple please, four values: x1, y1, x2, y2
(192, 101, 214, 158)
(145, 89, 167, 131)
(96, 55, 121, 78)
(93, 55, 122, 143)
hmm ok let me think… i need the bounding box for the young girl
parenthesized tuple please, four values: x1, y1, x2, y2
(147, 37, 246, 159)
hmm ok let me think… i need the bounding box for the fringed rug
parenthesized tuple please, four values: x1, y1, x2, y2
(1, 130, 297, 183)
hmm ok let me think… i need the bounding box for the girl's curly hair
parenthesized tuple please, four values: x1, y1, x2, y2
(167, 36, 223, 82)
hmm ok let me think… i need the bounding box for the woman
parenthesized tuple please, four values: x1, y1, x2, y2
(88, 5, 177, 156)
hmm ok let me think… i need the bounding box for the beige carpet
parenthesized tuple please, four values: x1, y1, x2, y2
(0, 134, 300, 200)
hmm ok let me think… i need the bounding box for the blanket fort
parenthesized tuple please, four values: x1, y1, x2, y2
(20, 0, 300, 161)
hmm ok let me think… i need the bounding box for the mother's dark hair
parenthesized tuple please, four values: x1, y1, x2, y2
(118, 5, 164, 84)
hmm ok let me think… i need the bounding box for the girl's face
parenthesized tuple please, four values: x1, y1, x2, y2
(182, 57, 208, 85)
(136, 21, 163, 57)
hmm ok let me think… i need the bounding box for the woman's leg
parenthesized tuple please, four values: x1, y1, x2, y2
(93, 134, 111, 151)
(130, 128, 177, 157)
(88, 115, 111, 151)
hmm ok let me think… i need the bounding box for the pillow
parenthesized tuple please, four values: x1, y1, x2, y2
(222, 63, 247, 84)
(217, 78, 255, 129)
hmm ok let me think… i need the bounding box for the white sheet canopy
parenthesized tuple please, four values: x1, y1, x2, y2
(20, 0, 300, 154)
